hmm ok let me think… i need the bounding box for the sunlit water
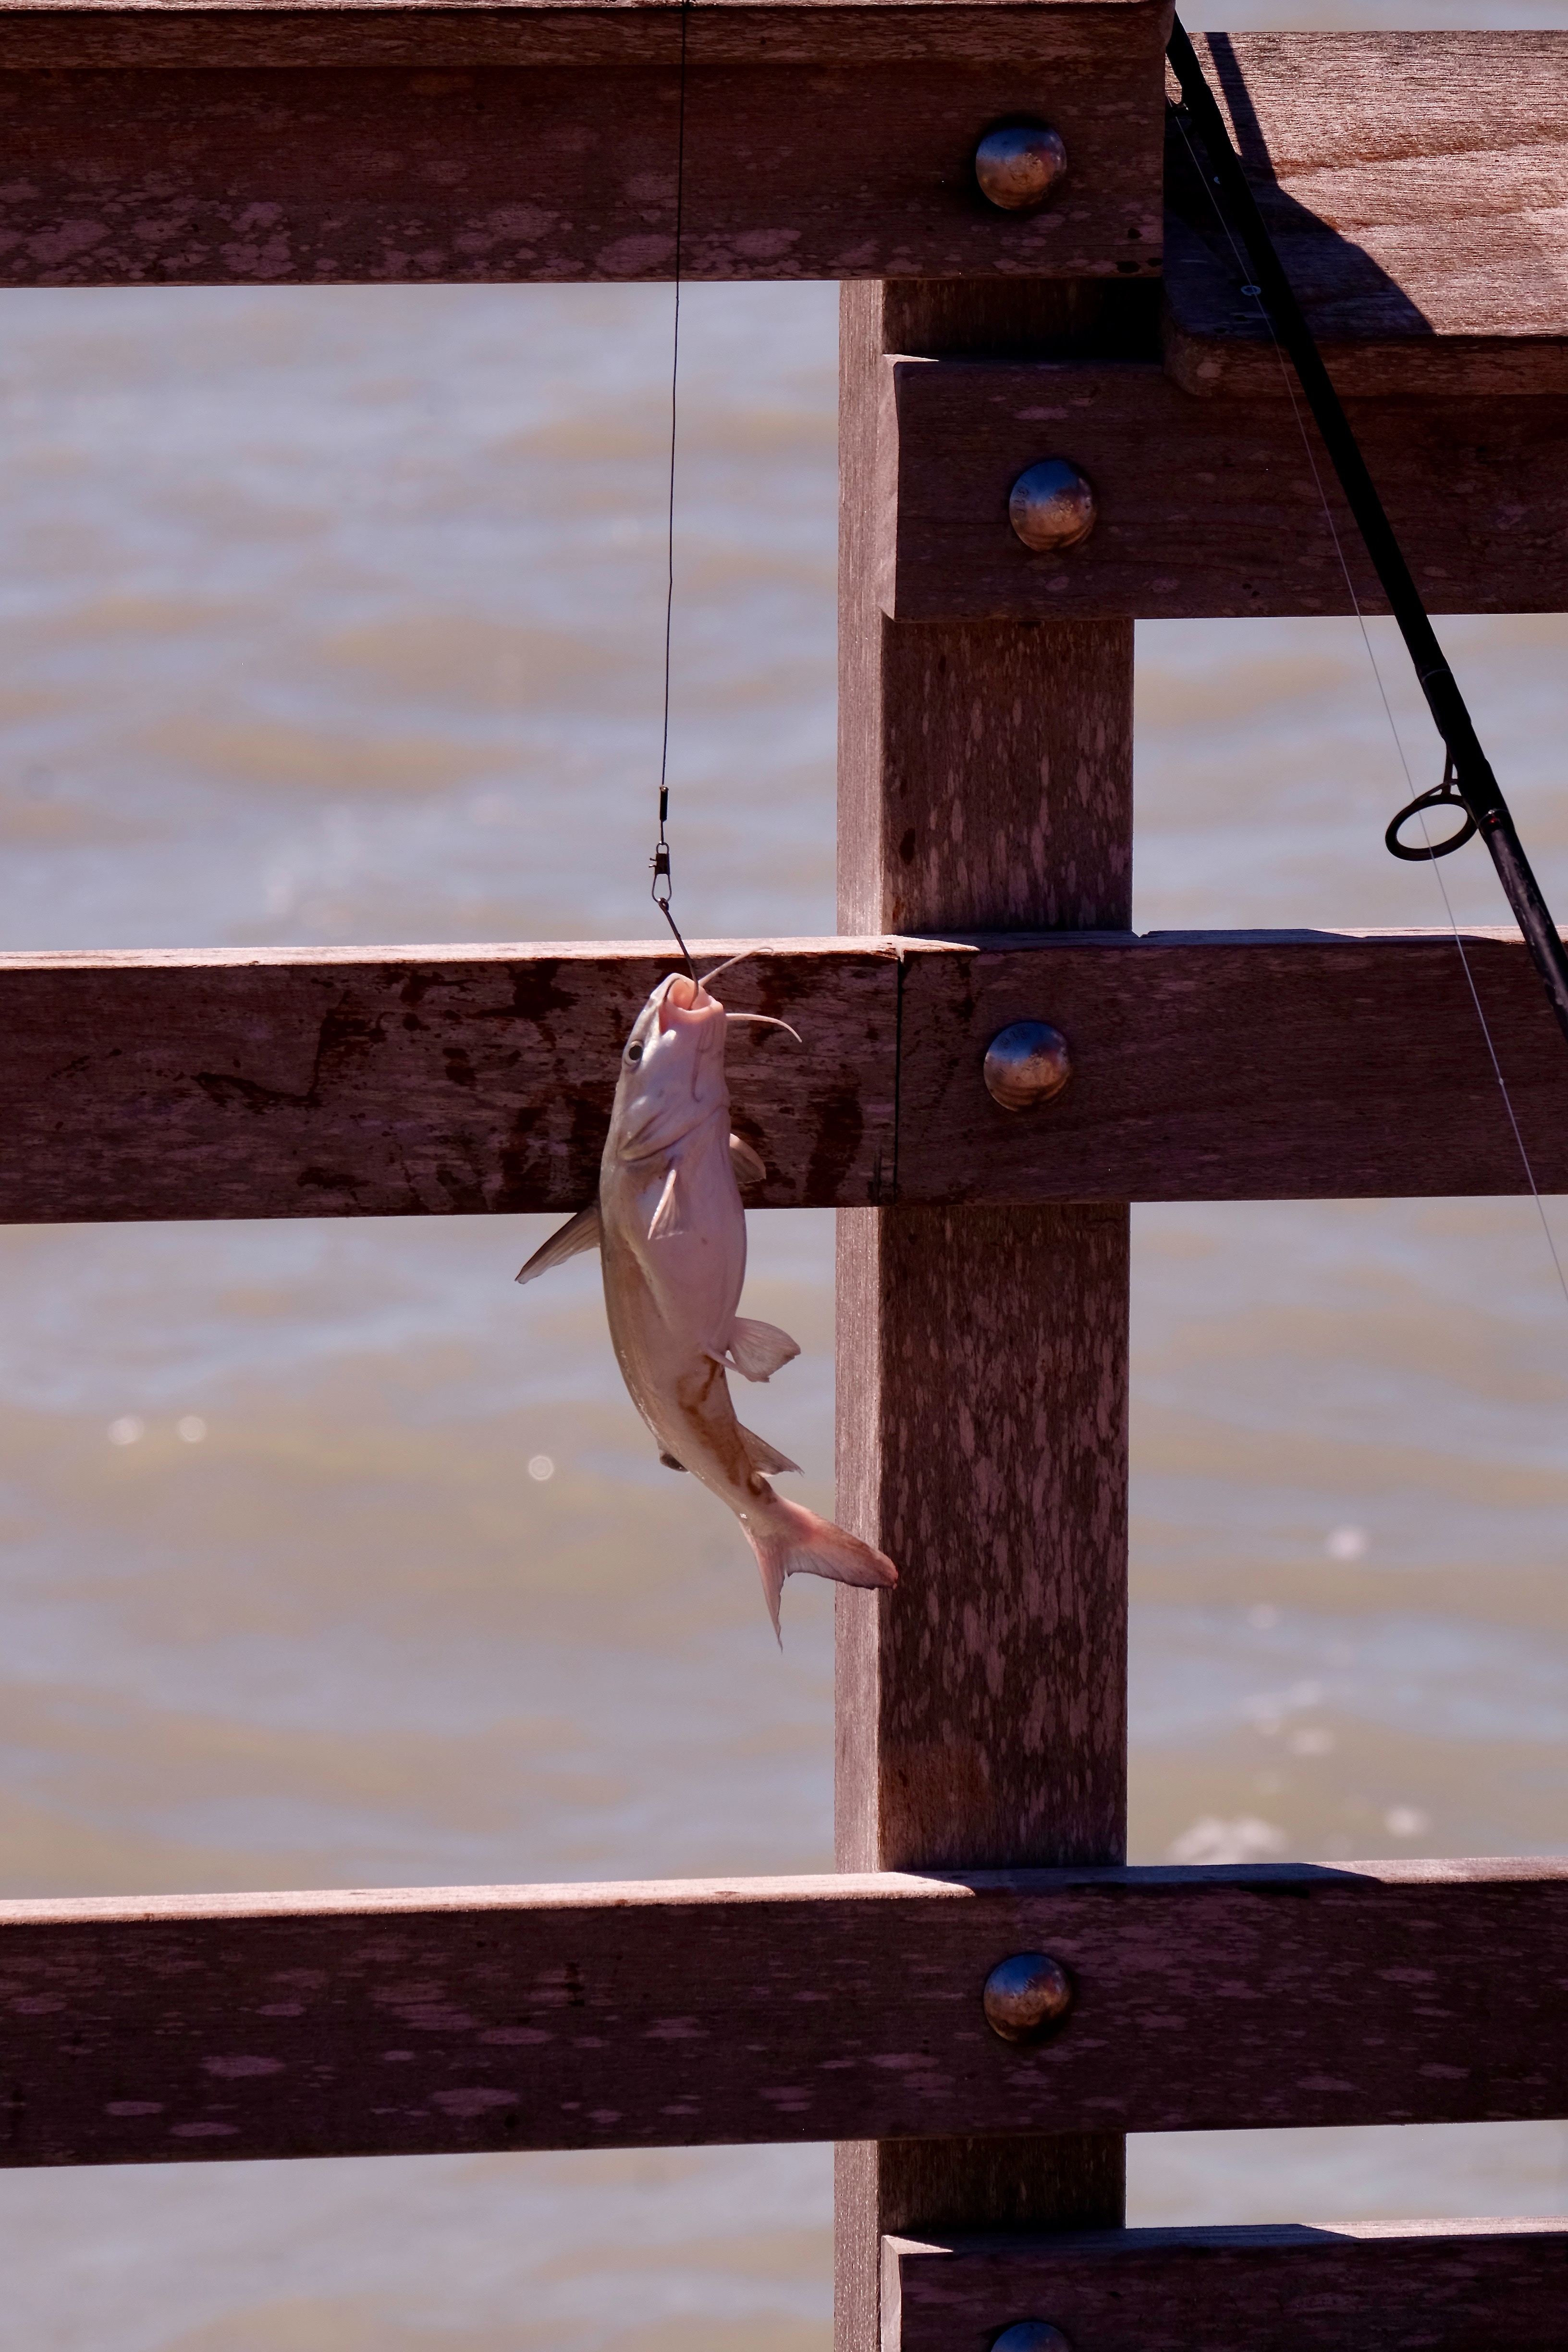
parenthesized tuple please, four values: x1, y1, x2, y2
(4, 8, 1568, 2341)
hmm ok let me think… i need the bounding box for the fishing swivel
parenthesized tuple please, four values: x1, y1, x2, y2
(650, 786, 697, 983)
(1385, 754, 1479, 862)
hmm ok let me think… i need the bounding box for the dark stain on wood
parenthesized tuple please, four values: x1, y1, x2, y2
(0, 943, 898, 1221)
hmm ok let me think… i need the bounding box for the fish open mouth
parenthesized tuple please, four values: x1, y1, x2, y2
(659, 971, 719, 1030)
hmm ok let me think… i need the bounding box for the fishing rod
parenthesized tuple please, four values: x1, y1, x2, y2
(1166, 15, 1568, 1047)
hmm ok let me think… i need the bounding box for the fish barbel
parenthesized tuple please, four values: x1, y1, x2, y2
(517, 965, 898, 1636)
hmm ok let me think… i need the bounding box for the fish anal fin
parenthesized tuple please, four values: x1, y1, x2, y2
(658, 1450, 689, 1473)
(726, 1315, 801, 1383)
(515, 1202, 601, 1287)
(647, 1163, 685, 1241)
(738, 1423, 800, 1476)
(728, 1132, 767, 1187)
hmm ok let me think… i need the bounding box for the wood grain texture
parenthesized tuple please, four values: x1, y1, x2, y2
(0, 938, 896, 1220)
(0, 929, 1565, 1218)
(886, 2217, 1568, 2352)
(839, 296, 1137, 941)
(0, 2, 1169, 286)
(877, 355, 1568, 622)
(1165, 31, 1568, 399)
(834, 1200, 1128, 1873)
(3, 1859, 1565, 2168)
(836, 277, 1130, 2352)
(893, 927, 1568, 1206)
(0, 0, 1169, 70)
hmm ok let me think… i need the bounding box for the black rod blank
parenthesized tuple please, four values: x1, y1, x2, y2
(1166, 15, 1568, 1044)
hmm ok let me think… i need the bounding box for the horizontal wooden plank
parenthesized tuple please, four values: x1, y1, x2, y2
(2, 929, 1568, 1221)
(0, 0, 1164, 69)
(2, 1858, 1565, 2168)
(0, 2, 1167, 286)
(892, 930, 1568, 1206)
(886, 2218, 1568, 2352)
(0, 939, 898, 1220)
(876, 354, 1568, 620)
(1164, 32, 1568, 400)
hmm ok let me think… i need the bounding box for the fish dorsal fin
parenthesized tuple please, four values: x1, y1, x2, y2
(647, 1162, 685, 1241)
(514, 1202, 601, 1287)
(726, 1316, 801, 1383)
(729, 1132, 767, 1187)
(738, 1422, 800, 1476)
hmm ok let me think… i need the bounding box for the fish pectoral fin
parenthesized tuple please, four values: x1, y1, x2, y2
(515, 1202, 601, 1286)
(646, 1162, 686, 1242)
(728, 1132, 767, 1187)
(658, 1450, 689, 1473)
(738, 1423, 800, 1476)
(725, 1316, 802, 1383)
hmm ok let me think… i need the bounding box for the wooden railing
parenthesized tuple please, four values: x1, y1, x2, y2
(5, 1860, 1566, 2167)
(1, 928, 1566, 1220)
(2, 11, 1566, 2349)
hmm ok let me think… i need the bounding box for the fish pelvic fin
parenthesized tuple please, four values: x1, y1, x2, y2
(515, 1202, 601, 1286)
(646, 1162, 685, 1241)
(738, 1423, 800, 1477)
(728, 1132, 767, 1187)
(725, 1315, 801, 1383)
(740, 1496, 898, 1643)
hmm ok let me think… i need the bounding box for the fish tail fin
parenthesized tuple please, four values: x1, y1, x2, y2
(742, 1497, 898, 1644)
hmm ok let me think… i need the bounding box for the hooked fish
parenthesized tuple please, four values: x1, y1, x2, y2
(517, 961, 898, 1637)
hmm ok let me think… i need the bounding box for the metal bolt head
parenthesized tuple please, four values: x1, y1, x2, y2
(993, 2328, 1073, 2352)
(1009, 459, 1096, 553)
(974, 123, 1068, 212)
(983, 1022, 1072, 1111)
(982, 1952, 1074, 2044)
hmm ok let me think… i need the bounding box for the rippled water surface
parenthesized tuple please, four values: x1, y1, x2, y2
(5, 8, 1568, 2340)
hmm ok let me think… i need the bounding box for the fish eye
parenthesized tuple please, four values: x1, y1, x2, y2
(625, 1041, 644, 1065)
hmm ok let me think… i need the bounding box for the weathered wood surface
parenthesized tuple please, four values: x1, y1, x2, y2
(0, 0, 1166, 67)
(886, 2217, 1568, 2352)
(877, 355, 1568, 621)
(3, 1860, 1564, 2169)
(894, 928, 1568, 1206)
(836, 277, 1130, 2352)
(0, 929, 1566, 1219)
(1165, 32, 1568, 399)
(0, 1, 1168, 286)
(0, 939, 897, 1220)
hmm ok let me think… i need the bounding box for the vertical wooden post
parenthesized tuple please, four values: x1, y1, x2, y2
(834, 278, 1133, 2352)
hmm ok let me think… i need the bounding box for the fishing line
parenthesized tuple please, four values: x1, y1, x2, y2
(1166, 46, 1568, 1311)
(649, 0, 698, 985)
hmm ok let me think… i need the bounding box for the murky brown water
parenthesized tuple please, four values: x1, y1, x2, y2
(4, 8, 1568, 2340)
